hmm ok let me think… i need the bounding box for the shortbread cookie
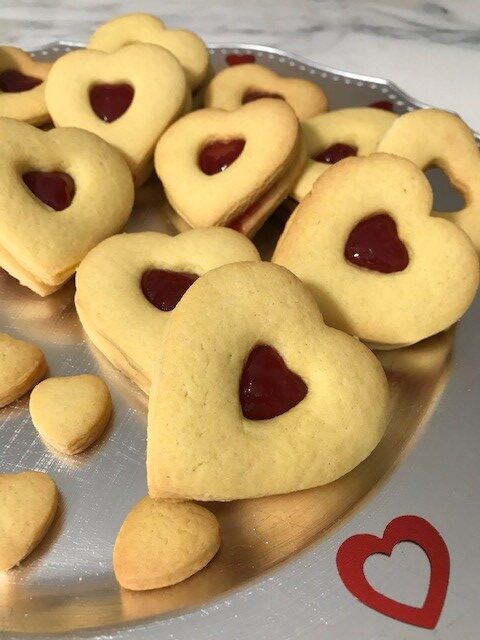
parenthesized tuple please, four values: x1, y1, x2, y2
(88, 13, 209, 91)
(274, 153, 479, 347)
(292, 107, 397, 200)
(155, 100, 305, 236)
(75, 229, 260, 393)
(0, 46, 51, 125)
(45, 44, 188, 185)
(29, 374, 112, 454)
(0, 471, 58, 571)
(0, 332, 46, 407)
(0, 118, 134, 296)
(378, 108, 480, 252)
(204, 63, 327, 120)
(113, 497, 220, 590)
(147, 261, 389, 501)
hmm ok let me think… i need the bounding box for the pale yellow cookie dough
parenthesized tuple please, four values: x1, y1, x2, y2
(0, 332, 46, 407)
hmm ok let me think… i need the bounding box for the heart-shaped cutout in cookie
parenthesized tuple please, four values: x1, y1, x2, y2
(0, 332, 46, 407)
(147, 261, 389, 501)
(45, 44, 188, 185)
(88, 13, 209, 90)
(275, 153, 479, 347)
(0, 471, 58, 571)
(113, 497, 220, 590)
(0, 118, 134, 296)
(75, 228, 260, 393)
(204, 63, 328, 120)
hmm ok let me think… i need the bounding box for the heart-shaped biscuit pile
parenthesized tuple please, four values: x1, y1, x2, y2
(75, 228, 260, 393)
(147, 261, 389, 501)
(0, 332, 46, 407)
(0, 118, 134, 296)
(274, 153, 479, 347)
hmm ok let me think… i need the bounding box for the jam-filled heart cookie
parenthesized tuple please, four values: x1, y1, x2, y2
(0, 118, 134, 296)
(292, 107, 397, 201)
(0, 47, 51, 125)
(0, 332, 47, 407)
(147, 261, 389, 501)
(155, 100, 305, 236)
(274, 153, 479, 348)
(88, 13, 209, 91)
(113, 497, 220, 590)
(45, 44, 188, 185)
(204, 63, 327, 120)
(75, 229, 260, 393)
(378, 108, 480, 252)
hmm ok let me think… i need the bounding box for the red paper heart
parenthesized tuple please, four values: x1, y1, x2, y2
(336, 515, 450, 629)
(225, 53, 256, 66)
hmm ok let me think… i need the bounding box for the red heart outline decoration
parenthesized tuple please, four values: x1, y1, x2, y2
(336, 515, 450, 629)
(225, 53, 256, 66)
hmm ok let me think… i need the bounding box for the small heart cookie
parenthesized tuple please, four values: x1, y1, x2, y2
(45, 44, 188, 185)
(0, 118, 134, 296)
(155, 100, 305, 236)
(113, 497, 220, 590)
(29, 374, 112, 455)
(274, 153, 479, 347)
(204, 63, 328, 120)
(75, 229, 260, 393)
(0, 47, 51, 125)
(292, 107, 397, 201)
(378, 108, 480, 252)
(88, 13, 209, 91)
(0, 471, 58, 571)
(0, 332, 46, 407)
(147, 261, 389, 501)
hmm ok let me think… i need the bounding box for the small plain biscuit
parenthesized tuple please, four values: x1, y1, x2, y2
(29, 374, 112, 455)
(0, 118, 134, 296)
(0, 46, 51, 125)
(75, 229, 260, 393)
(204, 63, 328, 120)
(147, 261, 389, 501)
(155, 100, 305, 236)
(45, 44, 188, 186)
(378, 108, 480, 252)
(273, 154, 479, 347)
(0, 332, 47, 407)
(113, 497, 220, 591)
(292, 107, 397, 200)
(0, 471, 58, 571)
(88, 13, 209, 91)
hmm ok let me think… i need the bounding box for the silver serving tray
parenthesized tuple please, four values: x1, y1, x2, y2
(0, 42, 478, 640)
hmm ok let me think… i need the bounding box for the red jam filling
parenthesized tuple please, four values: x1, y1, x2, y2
(344, 212, 409, 273)
(242, 90, 285, 104)
(199, 139, 246, 175)
(369, 100, 394, 112)
(226, 200, 258, 233)
(22, 171, 75, 211)
(141, 269, 198, 312)
(226, 53, 256, 66)
(314, 143, 358, 164)
(0, 69, 42, 93)
(89, 83, 134, 123)
(240, 345, 308, 420)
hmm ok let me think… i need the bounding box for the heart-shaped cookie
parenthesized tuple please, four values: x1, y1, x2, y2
(88, 13, 209, 91)
(0, 118, 134, 296)
(274, 153, 479, 347)
(292, 107, 397, 201)
(0, 46, 51, 125)
(204, 63, 328, 120)
(0, 332, 46, 407)
(45, 44, 188, 185)
(377, 108, 480, 252)
(75, 228, 260, 393)
(155, 100, 305, 236)
(29, 374, 112, 454)
(147, 261, 389, 501)
(0, 471, 58, 571)
(113, 497, 220, 590)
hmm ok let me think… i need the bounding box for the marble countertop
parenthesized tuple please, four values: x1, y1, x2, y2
(0, 0, 479, 129)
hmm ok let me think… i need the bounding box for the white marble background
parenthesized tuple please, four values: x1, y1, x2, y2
(0, 0, 479, 129)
